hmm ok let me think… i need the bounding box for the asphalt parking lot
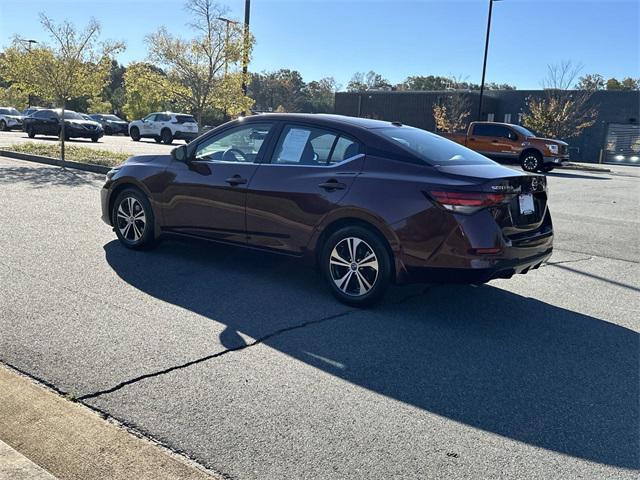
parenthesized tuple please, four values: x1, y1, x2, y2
(0, 156, 638, 479)
(0, 129, 178, 156)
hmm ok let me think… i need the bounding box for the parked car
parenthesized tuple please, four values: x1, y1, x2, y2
(128, 112, 198, 144)
(22, 106, 45, 117)
(23, 109, 104, 142)
(89, 114, 129, 135)
(0, 107, 24, 131)
(102, 114, 553, 306)
(442, 121, 569, 172)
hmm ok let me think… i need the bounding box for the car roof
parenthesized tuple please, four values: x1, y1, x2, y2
(242, 113, 401, 131)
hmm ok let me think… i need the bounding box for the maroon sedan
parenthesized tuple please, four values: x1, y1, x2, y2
(101, 114, 553, 305)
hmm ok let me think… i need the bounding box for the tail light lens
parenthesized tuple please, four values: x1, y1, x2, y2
(427, 190, 508, 214)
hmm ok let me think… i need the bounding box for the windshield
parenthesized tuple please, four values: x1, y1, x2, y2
(0, 108, 20, 115)
(63, 111, 84, 120)
(511, 124, 535, 137)
(377, 126, 497, 166)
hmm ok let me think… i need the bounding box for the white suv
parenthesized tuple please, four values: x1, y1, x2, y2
(0, 107, 24, 131)
(128, 112, 199, 144)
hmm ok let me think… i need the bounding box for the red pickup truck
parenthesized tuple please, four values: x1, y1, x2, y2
(443, 122, 569, 172)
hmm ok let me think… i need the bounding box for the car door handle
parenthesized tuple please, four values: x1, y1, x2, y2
(225, 175, 247, 186)
(318, 179, 346, 191)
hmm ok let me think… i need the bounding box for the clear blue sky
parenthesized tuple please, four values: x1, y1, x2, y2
(1, 0, 638, 89)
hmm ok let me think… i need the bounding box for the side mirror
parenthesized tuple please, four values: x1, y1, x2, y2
(172, 145, 189, 163)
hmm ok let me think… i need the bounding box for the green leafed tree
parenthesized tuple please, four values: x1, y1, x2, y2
(0, 14, 123, 161)
(141, 0, 254, 124)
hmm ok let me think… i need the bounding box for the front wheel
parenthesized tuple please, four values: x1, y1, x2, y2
(321, 226, 391, 306)
(27, 127, 36, 138)
(161, 128, 173, 145)
(112, 188, 156, 249)
(0, 120, 6, 131)
(91, 136, 99, 143)
(521, 151, 542, 172)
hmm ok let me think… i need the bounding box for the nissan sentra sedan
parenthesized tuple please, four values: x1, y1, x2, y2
(101, 114, 553, 306)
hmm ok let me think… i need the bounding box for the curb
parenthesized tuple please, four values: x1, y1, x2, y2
(557, 162, 611, 173)
(0, 149, 111, 174)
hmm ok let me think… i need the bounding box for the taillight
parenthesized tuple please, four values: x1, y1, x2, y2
(427, 190, 508, 214)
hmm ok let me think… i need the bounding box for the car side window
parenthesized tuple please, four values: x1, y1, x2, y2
(473, 124, 496, 137)
(194, 123, 274, 163)
(143, 114, 156, 122)
(273, 125, 341, 165)
(329, 136, 361, 164)
(156, 114, 171, 122)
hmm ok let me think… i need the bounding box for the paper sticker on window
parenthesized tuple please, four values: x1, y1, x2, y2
(279, 128, 311, 163)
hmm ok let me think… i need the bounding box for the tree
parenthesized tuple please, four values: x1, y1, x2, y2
(522, 61, 597, 139)
(576, 73, 605, 91)
(399, 75, 516, 91)
(346, 71, 392, 92)
(144, 0, 253, 124)
(606, 77, 640, 90)
(0, 85, 29, 109)
(432, 93, 471, 133)
(122, 63, 176, 119)
(0, 15, 123, 161)
(302, 77, 338, 113)
(248, 69, 307, 112)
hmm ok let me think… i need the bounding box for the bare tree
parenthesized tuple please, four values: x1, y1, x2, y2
(522, 61, 598, 139)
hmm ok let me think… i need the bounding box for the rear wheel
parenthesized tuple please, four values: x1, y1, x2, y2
(27, 127, 35, 138)
(321, 226, 391, 306)
(161, 128, 173, 145)
(112, 188, 156, 250)
(130, 126, 140, 141)
(521, 151, 542, 172)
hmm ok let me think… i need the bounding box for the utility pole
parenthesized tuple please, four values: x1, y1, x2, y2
(242, 0, 251, 101)
(478, 0, 502, 121)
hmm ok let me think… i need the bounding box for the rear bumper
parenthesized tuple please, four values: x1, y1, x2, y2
(173, 131, 198, 141)
(401, 248, 552, 284)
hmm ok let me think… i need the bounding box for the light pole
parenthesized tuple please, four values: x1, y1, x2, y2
(217, 17, 240, 121)
(477, 0, 502, 121)
(17, 39, 38, 108)
(242, 0, 251, 99)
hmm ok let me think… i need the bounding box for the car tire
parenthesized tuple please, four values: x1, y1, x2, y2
(91, 136, 99, 143)
(321, 226, 391, 306)
(27, 127, 35, 138)
(541, 165, 554, 173)
(112, 187, 156, 250)
(521, 151, 542, 172)
(104, 126, 112, 135)
(0, 120, 6, 131)
(154, 136, 162, 143)
(161, 128, 173, 145)
(130, 127, 140, 141)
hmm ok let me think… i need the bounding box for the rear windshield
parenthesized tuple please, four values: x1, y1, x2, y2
(377, 126, 496, 166)
(176, 115, 197, 124)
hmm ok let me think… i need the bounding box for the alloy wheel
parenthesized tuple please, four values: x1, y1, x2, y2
(523, 155, 539, 171)
(329, 237, 379, 297)
(116, 196, 146, 242)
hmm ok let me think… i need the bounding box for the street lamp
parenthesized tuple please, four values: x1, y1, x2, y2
(477, 0, 502, 121)
(16, 39, 38, 108)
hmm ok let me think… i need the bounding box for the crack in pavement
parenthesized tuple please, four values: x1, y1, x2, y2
(77, 308, 354, 401)
(554, 247, 639, 265)
(78, 285, 437, 402)
(545, 256, 593, 266)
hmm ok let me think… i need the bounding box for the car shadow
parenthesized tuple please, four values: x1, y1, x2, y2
(104, 237, 639, 470)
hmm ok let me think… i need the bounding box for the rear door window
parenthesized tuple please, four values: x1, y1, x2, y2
(329, 136, 361, 164)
